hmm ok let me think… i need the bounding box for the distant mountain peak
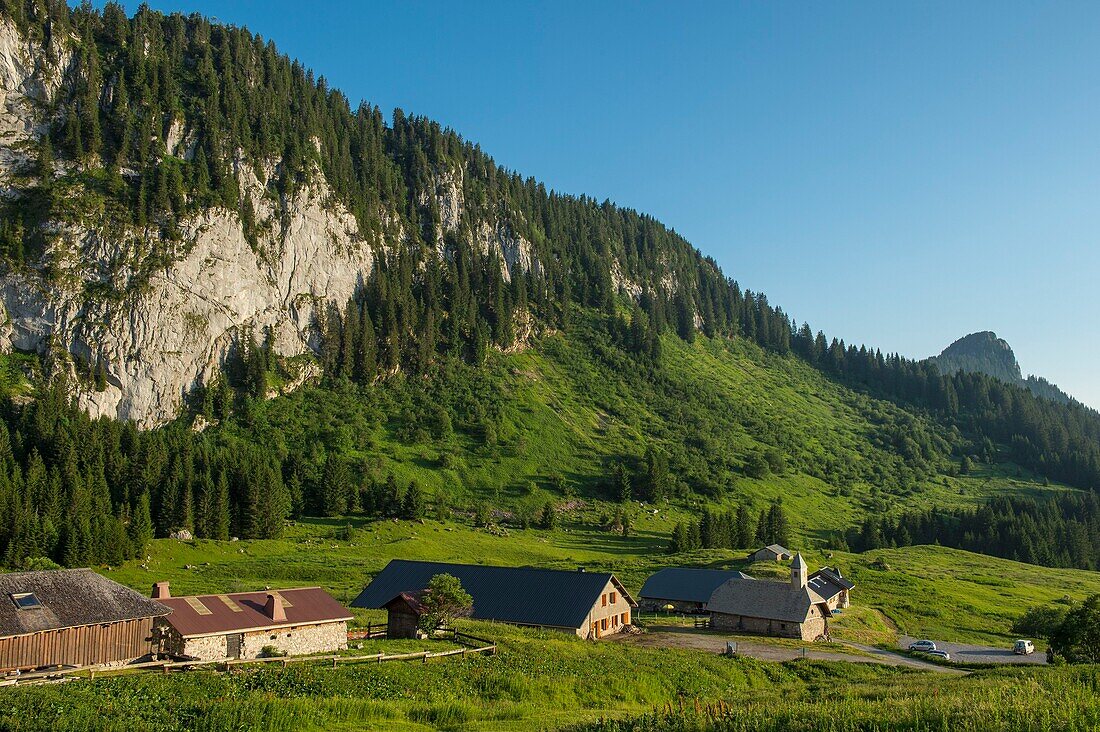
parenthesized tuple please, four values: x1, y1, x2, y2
(928, 331, 1071, 405)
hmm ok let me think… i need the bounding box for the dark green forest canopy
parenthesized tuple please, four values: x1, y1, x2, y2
(0, 1, 1098, 571)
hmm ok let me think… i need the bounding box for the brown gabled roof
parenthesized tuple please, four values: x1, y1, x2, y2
(383, 591, 428, 615)
(707, 577, 831, 623)
(159, 587, 351, 638)
(0, 569, 170, 639)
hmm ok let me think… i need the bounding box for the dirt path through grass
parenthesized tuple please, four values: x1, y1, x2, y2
(613, 626, 964, 674)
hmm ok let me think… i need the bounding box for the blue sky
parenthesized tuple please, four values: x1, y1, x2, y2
(92, 1, 1100, 407)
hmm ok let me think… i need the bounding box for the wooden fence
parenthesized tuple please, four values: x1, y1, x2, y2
(0, 637, 496, 688)
(347, 623, 387, 641)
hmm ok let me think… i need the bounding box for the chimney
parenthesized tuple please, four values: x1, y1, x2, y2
(265, 593, 287, 622)
(152, 582, 171, 600)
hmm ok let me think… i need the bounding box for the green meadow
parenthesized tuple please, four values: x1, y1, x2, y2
(106, 516, 1100, 647)
(2, 619, 1098, 732)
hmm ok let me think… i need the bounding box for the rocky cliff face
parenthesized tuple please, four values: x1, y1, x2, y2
(0, 19, 541, 427)
(929, 331, 1022, 384)
(928, 331, 1074, 406)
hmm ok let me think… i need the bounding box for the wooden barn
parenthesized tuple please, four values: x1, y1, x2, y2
(353, 560, 637, 639)
(0, 569, 170, 672)
(153, 583, 352, 661)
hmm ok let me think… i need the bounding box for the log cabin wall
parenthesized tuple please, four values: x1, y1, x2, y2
(0, 618, 157, 671)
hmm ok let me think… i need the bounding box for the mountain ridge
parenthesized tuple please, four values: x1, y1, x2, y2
(928, 330, 1075, 406)
(0, 1, 1097, 573)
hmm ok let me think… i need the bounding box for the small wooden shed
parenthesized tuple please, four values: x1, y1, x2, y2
(382, 591, 428, 639)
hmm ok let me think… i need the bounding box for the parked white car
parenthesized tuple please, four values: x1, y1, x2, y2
(926, 649, 951, 661)
(908, 640, 937, 653)
(1013, 639, 1035, 655)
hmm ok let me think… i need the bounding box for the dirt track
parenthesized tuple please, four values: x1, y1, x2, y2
(613, 626, 963, 674)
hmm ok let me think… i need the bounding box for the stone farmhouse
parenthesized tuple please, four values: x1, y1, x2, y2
(638, 568, 754, 613)
(807, 566, 854, 610)
(707, 554, 832, 641)
(750, 544, 792, 562)
(0, 569, 170, 672)
(152, 582, 352, 660)
(353, 560, 637, 639)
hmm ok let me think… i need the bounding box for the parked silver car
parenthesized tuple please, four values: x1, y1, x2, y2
(908, 640, 937, 653)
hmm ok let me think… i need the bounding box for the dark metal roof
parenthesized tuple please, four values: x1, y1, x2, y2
(0, 569, 170, 639)
(352, 560, 637, 630)
(639, 568, 754, 604)
(808, 567, 855, 600)
(160, 587, 351, 638)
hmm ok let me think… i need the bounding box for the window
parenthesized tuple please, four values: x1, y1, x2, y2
(11, 593, 42, 610)
(601, 594, 607, 607)
(610, 592, 617, 604)
(601, 618, 608, 631)
(621, 613, 627, 625)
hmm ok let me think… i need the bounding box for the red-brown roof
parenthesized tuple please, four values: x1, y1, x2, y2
(159, 587, 352, 638)
(383, 590, 428, 615)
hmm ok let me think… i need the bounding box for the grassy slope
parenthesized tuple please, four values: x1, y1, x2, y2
(100, 329, 1094, 646)
(230, 326, 1070, 543)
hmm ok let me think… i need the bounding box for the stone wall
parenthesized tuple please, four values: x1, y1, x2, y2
(710, 612, 827, 641)
(182, 633, 231, 660)
(157, 620, 348, 660)
(238, 621, 348, 659)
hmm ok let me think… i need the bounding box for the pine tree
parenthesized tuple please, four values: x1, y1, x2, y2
(402, 480, 425, 520)
(128, 491, 153, 558)
(320, 454, 350, 517)
(538, 501, 557, 530)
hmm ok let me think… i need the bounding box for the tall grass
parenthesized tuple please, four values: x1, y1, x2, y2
(3, 625, 1095, 731)
(569, 666, 1100, 732)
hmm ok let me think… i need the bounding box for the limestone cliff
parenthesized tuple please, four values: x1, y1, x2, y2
(0, 18, 542, 427)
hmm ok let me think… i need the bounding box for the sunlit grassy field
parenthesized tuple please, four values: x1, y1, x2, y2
(105, 515, 1100, 647)
(2, 618, 1097, 732)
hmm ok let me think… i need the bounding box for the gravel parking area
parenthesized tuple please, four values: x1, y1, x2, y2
(612, 626, 960, 673)
(899, 635, 1047, 665)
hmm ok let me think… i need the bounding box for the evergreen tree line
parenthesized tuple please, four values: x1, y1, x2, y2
(668, 501, 790, 554)
(0, 378, 442, 568)
(845, 493, 1100, 571)
(789, 328, 1100, 491)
